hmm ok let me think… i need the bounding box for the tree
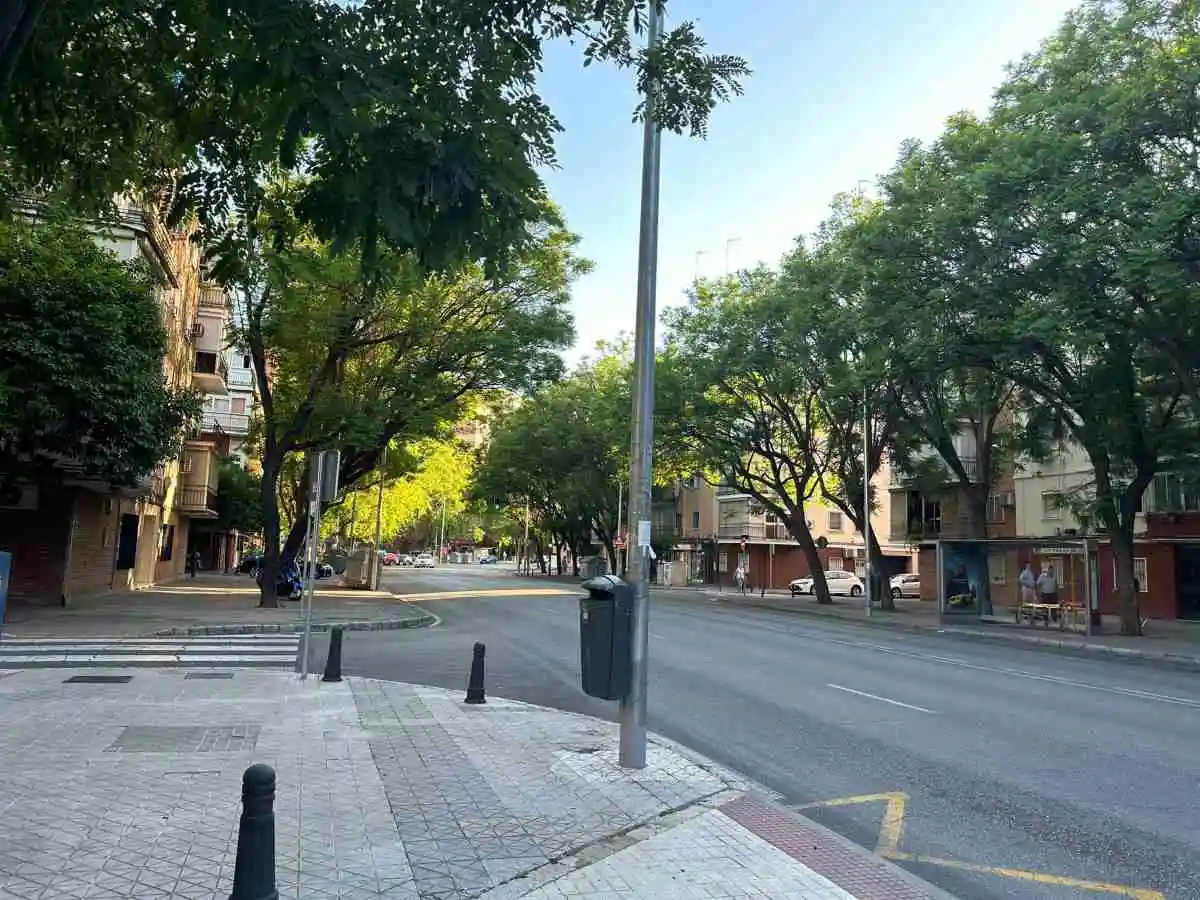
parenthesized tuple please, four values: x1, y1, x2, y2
(942, 0, 1200, 634)
(4, 0, 747, 253)
(659, 271, 839, 602)
(243, 200, 580, 605)
(214, 456, 264, 535)
(473, 359, 627, 573)
(0, 215, 197, 486)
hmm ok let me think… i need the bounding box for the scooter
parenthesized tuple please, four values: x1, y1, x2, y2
(256, 559, 304, 601)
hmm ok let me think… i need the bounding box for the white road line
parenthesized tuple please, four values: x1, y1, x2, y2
(826, 683, 936, 714)
(825, 638, 1200, 709)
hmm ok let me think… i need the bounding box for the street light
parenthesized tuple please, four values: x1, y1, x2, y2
(620, 0, 663, 771)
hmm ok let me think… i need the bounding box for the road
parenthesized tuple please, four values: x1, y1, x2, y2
(312, 565, 1200, 900)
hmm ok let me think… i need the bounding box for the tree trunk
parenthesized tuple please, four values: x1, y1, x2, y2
(1111, 527, 1142, 636)
(966, 487, 994, 615)
(867, 530, 895, 611)
(571, 544, 580, 577)
(258, 458, 282, 608)
(792, 528, 832, 604)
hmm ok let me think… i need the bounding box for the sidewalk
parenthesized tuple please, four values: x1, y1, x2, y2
(1, 573, 434, 638)
(509, 570, 1200, 668)
(0, 667, 951, 900)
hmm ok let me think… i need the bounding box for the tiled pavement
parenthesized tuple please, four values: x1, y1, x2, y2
(0, 667, 950, 899)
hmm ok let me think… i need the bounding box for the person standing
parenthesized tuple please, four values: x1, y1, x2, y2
(1019, 562, 1036, 605)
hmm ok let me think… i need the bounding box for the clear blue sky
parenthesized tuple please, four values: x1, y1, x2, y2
(535, 0, 1082, 360)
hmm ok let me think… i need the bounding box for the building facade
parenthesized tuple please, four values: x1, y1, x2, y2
(0, 200, 230, 605)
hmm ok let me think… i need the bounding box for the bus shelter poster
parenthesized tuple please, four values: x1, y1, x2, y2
(941, 542, 985, 615)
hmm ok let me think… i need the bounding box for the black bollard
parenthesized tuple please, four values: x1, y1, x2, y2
(322, 626, 344, 683)
(229, 764, 278, 900)
(464, 641, 486, 704)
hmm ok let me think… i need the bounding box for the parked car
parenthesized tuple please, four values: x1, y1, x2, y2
(478, 554, 498, 565)
(890, 573, 921, 599)
(236, 553, 262, 575)
(414, 553, 435, 568)
(397, 554, 414, 566)
(789, 569, 864, 598)
(378, 550, 398, 566)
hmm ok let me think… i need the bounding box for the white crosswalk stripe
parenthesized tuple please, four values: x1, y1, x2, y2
(0, 635, 300, 669)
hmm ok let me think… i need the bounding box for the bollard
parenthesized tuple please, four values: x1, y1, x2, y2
(760, 585, 765, 598)
(229, 764, 278, 900)
(322, 626, 344, 683)
(464, 641, 486, 704)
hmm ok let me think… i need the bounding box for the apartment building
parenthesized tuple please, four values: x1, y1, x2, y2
(0, 199, 230, 604)
(1013, 442, 1200, 620)
(666, 469, 914, 590)
(887, 429, 1019, 606)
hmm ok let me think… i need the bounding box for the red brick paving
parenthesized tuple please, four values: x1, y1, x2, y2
(720, 794, 944, 900)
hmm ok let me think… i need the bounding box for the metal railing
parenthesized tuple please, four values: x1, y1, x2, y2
(227, 367, 255, 387)
(193, 351, 230, 385)
(197, 284, 227, 309)
(890, 455, 979, 487)
(177, 485, 218, 514)
(203, 412, 251, 435)
(717, 521, 789, 541)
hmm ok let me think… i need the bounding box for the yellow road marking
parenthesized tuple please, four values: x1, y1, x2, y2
(795, 792, 1164, 898)
(793, 792, 908, 855)
(884, 852, 1165, 900)
(393, 588, 576, 601)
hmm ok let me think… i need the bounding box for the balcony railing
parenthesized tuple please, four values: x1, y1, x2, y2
(227, 366, 255, 387)
(891, 455, 979, 487)
(717, 521, 789, 541)
(192, 351, 229, 392)
(203, 412, 251, 436)
(177, 485, 219, 517)
(197, 284, 227, 310)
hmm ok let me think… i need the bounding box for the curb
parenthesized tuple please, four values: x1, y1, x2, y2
(674, 590, 1200, 671)
(151, 611, 437, 637)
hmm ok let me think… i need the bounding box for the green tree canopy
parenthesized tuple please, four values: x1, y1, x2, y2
(0, 215, 197, 486)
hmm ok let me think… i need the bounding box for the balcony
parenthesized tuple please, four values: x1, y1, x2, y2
(716, 484, 745, 497)
(890, 455, 979, 487)
(192, 350, 229, 394)
(197, 284, 227, 311)
(176, 484, 219, 519)
(717, 521, 789, 542)
(203, 411, 250, 436)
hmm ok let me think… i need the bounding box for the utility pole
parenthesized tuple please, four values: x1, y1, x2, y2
(620, 0, 663, 771)
(371, 445, 387, 590)
(616, 479, 623, 575)
(863, 384, 872, 618)
(523, 497, 531, 576)
(299, 452, 324, 679)
(438, 499, 448, 561)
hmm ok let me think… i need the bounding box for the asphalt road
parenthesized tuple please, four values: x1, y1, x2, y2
(315, 565, 1200, 900)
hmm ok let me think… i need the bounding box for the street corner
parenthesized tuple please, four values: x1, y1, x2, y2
(793, 791, 1168, 900)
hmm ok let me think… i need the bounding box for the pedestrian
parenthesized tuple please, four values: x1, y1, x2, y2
(1018, 562, 1036, 605)
(187, 550, 201, 579)
(1036, 564, 1058, 605)
(734, 564, 746, 595)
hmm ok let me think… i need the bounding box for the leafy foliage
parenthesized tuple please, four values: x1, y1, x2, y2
(215, 456, 264, 534)
(0, 215, 198, 486)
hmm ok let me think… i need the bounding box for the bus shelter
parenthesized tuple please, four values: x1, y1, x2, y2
(933, 537, 1099, 636)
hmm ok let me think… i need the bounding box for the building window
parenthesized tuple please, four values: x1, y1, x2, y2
(158, 524, 175, 562)
(691, 510, 700, 529)
(986, 494, 1006, 523)
(828, 511, 843, 531)
(988, 552, 1007, 584)
(1042, 492, 1062, 520)
(232, 397, 246, 414)
(1112, 557, 1149, 592)
(765, 511, 778, 523)
(242, 354, 252, 369)
(828, 557, 843, 571)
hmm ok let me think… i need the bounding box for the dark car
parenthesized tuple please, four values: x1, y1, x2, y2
(478, 554, 498, 564)
(236, 553, 263, 575)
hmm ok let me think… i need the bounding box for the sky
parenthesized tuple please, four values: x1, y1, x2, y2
(534, 0, 1083, 361)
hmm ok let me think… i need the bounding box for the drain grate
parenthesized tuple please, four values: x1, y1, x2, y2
(64, 675, 133, 684)
(185, 672, 235, 679)
(106, 725, 261, 753)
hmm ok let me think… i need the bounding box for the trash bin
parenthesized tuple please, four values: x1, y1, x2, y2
(579, 574, 633, 701)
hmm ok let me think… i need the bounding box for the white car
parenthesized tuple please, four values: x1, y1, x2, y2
(414, 553, 435, 568)
(890, 573, 921, 599)
(789, 569, 864, 597)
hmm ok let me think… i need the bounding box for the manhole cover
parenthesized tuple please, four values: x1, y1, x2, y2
(106, 725, 261, 753)
(185, 672, 235, 679)
(64, 675, 133, 684)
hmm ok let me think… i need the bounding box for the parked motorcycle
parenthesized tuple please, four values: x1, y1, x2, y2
(256, 559, 304, 600)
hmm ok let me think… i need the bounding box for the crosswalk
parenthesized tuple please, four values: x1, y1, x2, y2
(0, 635, 301, 669)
